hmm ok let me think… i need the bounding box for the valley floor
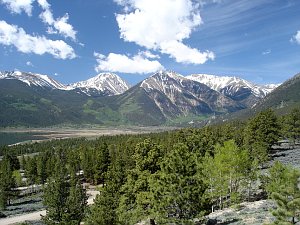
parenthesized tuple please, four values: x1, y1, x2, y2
(0, 126, 177, 146)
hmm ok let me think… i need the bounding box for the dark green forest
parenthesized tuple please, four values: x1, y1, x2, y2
(0, 108, 300, 224)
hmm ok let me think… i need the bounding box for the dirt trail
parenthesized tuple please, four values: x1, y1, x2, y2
(0, 190, 99, 225)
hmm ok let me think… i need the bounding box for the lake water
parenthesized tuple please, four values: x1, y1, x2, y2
(0, 132, 48, 146)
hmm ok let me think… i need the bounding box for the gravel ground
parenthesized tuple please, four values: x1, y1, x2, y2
(269, 144, 300, 169)
(206, 200, 276, 225)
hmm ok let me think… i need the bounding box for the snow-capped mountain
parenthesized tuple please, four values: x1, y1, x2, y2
(69, 73, 130, 96)
(0, 71, 130, 97)
(0, 71, 67, 89)
(139, 71, 244, 117)
(186, 74, 279, 107)
(0, 69, 289, 127)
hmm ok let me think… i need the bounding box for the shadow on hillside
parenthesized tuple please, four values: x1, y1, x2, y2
(206, 218, 240, 225)
(11, 198, 40, 207)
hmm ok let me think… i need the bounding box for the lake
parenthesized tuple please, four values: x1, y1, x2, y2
(0, 132, 48, 146)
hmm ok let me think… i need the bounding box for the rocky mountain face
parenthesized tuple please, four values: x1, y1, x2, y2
(0, 71, 67, 90)
(0, 71, 130, 97)
(186, 74, 279, 108)
(140, 71, 244, 118)
(68, 73, 130, 97)
(0, 70, 281, 127)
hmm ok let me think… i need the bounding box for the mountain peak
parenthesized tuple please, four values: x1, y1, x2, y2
(186, 73, 278, 98)
(0, 71, 66, 89)
(69, 72, 130, 96)
(151, 70, 185, 79)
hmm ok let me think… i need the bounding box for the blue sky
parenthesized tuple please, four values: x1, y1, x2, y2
(0, 0, 299, 85)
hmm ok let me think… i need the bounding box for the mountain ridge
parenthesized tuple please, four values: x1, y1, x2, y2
(186, 73, 279, 108)
(68, 72, 130, 96)
(140, 71, 244, 118)
(0, 70, 283, 127)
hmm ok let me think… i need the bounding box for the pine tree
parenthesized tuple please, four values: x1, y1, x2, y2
(93, 143, 110, 185)
(42, 165, 69, 224)
(244, 109, 280, 152)
(266, 161, 290, 195)
(266, 163, 300, 225)
(0, 159, 16, 209)
(283, 108, 300, 148)
(36, 155, 47, 184)
(117, 139, 163, 225)
(25, 156, 38, 186)
(151, 143, 206, 223)
(63, 176, 87, 225)
(42, 161, 87, 225)
(86, 157, 126, 225)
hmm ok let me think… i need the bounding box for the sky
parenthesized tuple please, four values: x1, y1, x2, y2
(0, 0, 299, 85)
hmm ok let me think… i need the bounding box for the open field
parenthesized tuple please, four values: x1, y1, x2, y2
(0, 126, 177, 146)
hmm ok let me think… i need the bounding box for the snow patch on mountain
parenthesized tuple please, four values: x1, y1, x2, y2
(141, 71, 184, 92)
(140, 71, 243, 117)
(0, 71, 67, 89)
(186, 74, 279, 98)
(69, 73, 130, 96)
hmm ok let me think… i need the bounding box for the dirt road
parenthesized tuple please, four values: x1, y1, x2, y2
(0, 190, 99, 225)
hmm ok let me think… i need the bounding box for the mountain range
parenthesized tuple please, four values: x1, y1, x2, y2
(0, 70, 284, 127)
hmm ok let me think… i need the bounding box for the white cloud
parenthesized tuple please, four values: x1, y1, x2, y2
(291, 31, 300, 44)
(114, 0, 214, 64)
(262, 49, 271, 55)
(37, 0, 77, 41)
(26, 61, 34, 66)
(160, 40, 215, 64)
(94, 52, 164, 74)
(0, 0, 34, 16)
(139, 50, 160, 59)
(199, 0, 223, 7)
(0, 20, 76, 59)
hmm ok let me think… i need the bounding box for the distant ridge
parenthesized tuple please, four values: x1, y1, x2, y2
(0, 70, 282, 127)
(186, 74, 279, 108)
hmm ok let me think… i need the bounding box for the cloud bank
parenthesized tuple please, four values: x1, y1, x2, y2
(0, 20, 76, 59)
(94, 52, 164, 74)
(0, 0, 34, 16)
(37, 0, 77, 41)
(291, 31, 300, 44)
(114, 0, 215, 64)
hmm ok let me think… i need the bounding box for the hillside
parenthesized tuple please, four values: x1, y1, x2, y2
(0, 70, 282, 127)
(252, 73, 300, 114)
(212, 73, 300, 124)
(0, 79, 91, 126)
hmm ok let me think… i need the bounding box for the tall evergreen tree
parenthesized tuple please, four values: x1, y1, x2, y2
(283, 108, 300, 147)
(86, 155, 126, 225)
(36, 155, 47, 184)
(244, 109, 280, 152)
(42, 164, 69, 224)
(42, 160, 87, 225)
(117, 139, 163, 225)
(266, 163, 300, 225)
(151, 143, 206, 224)
(0, 159, 16, 209)
(93, 142, 110, 185)
(63, 176, 87, 225)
